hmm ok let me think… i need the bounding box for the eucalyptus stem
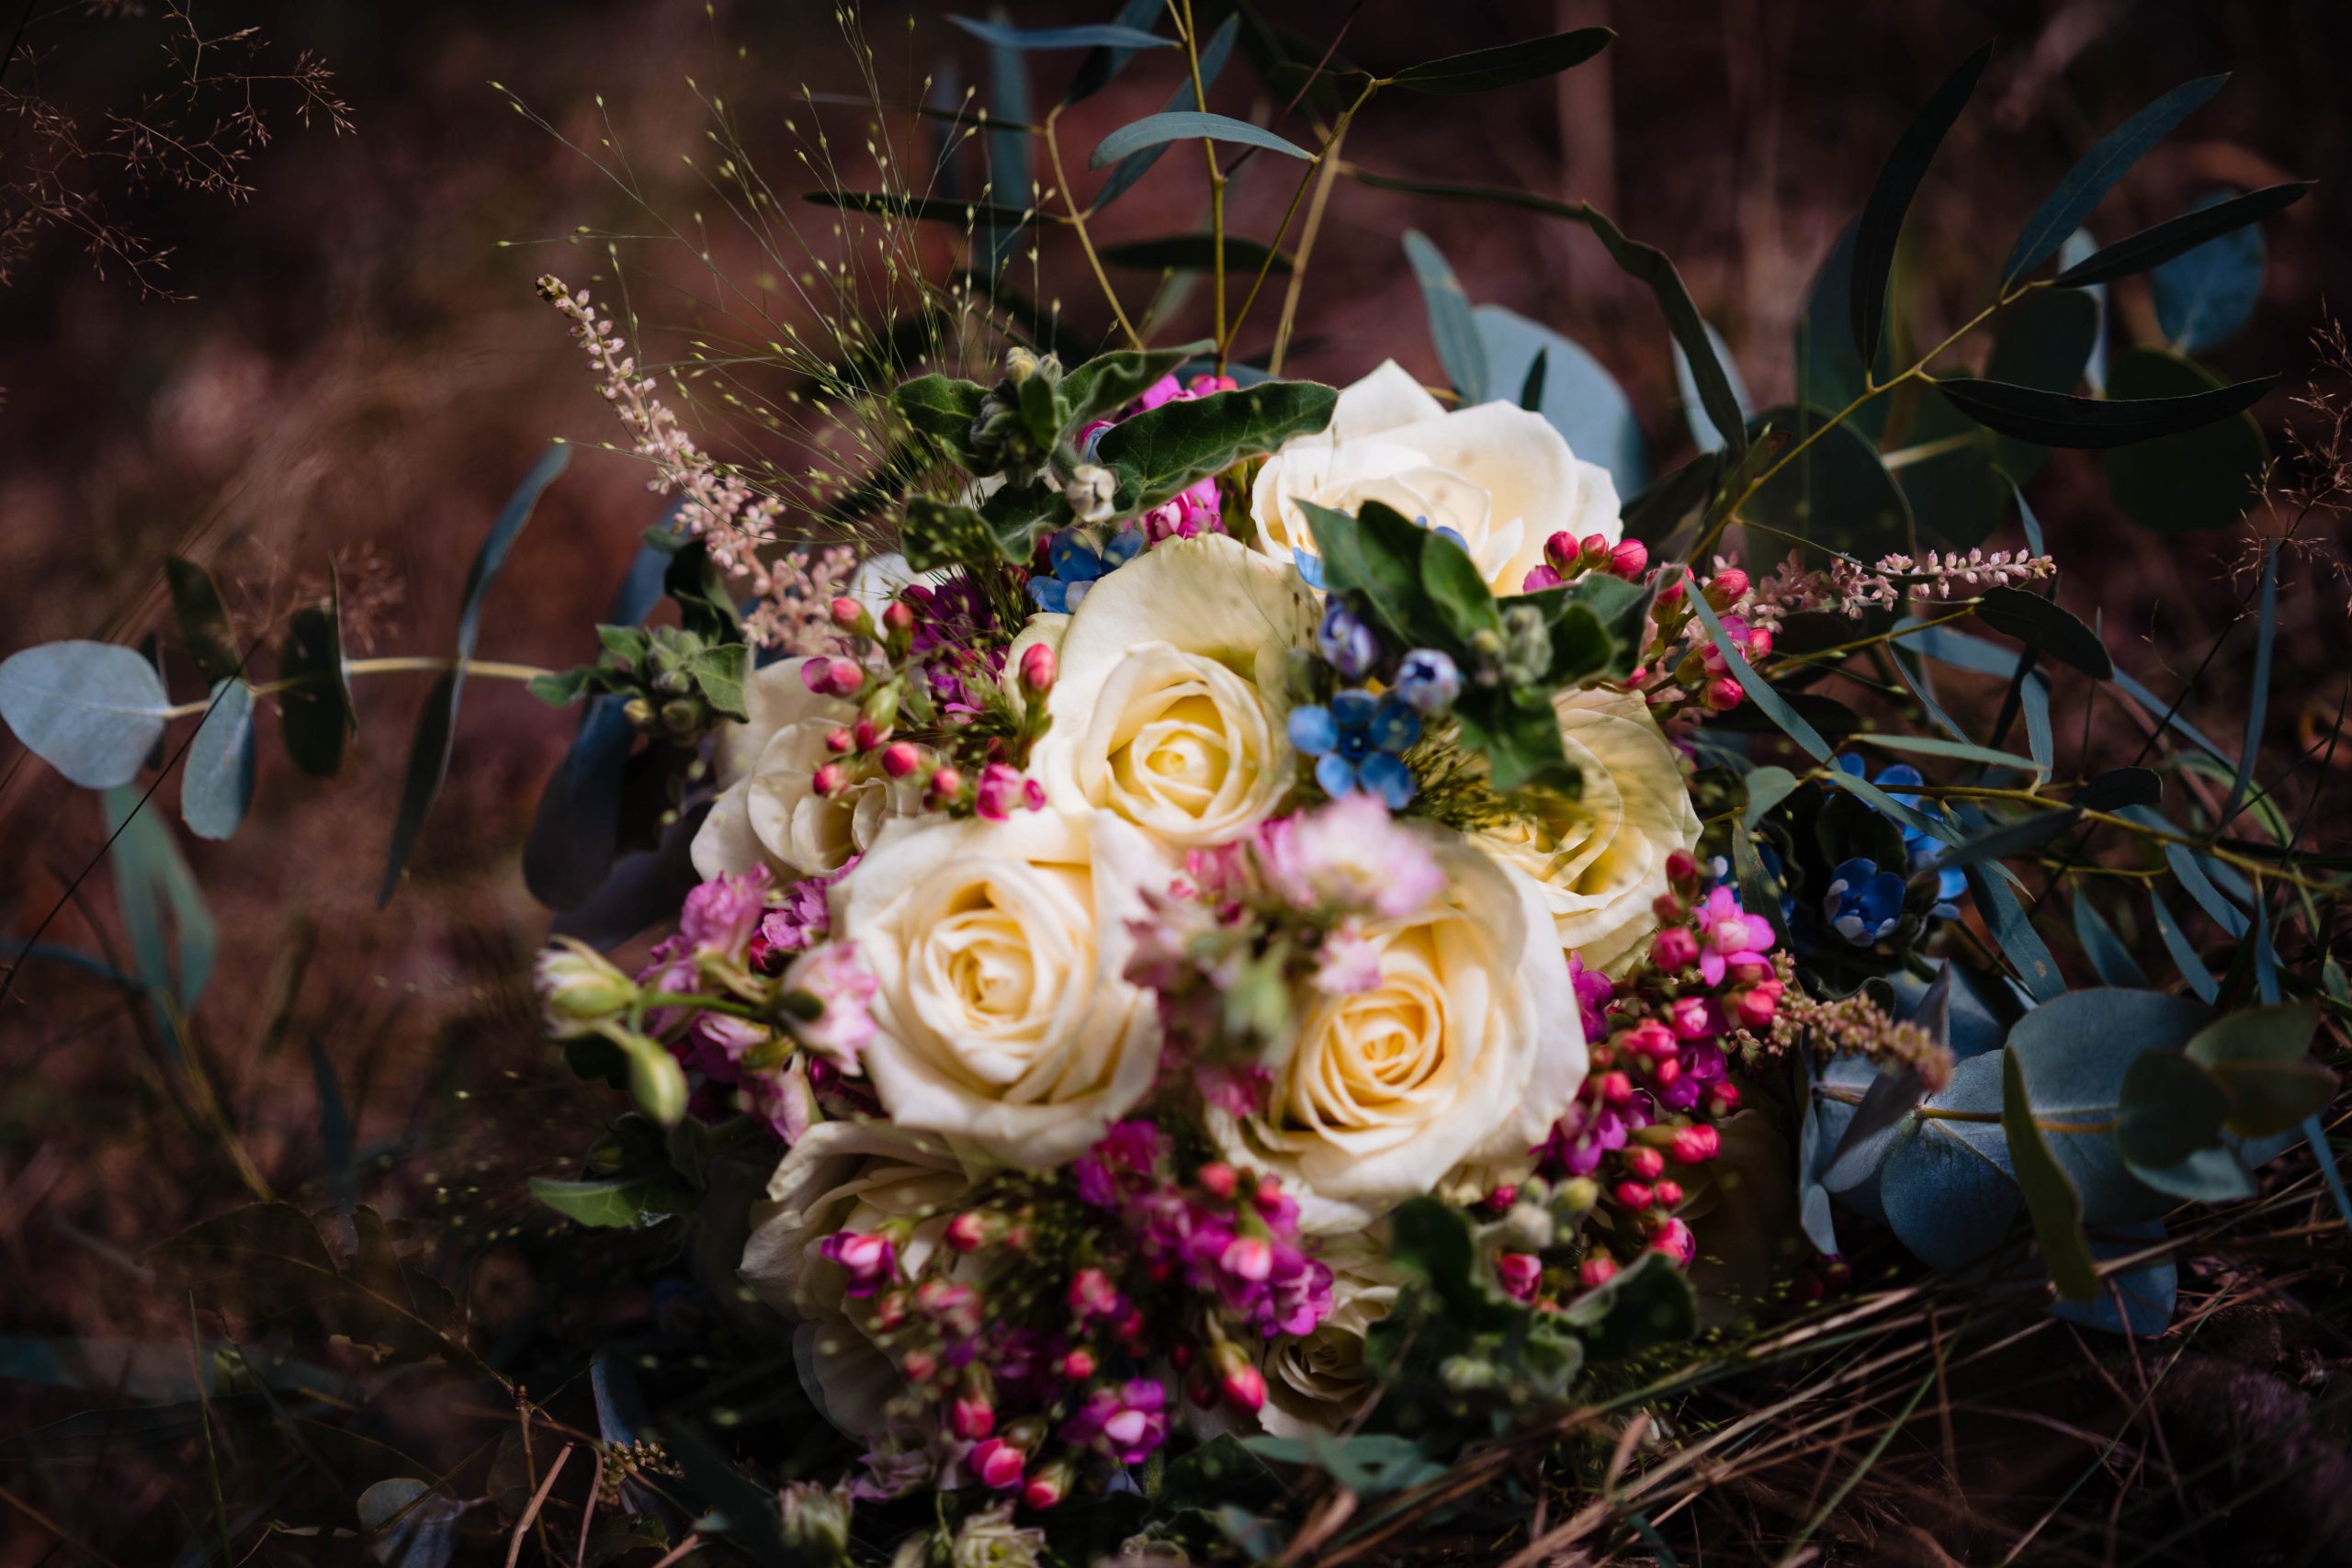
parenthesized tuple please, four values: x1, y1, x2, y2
(1041, 103, 1142, 349)
(1268, 82, 1376, 376)
(164, 655, 559, 718)
(1176, 0, 1228, 367)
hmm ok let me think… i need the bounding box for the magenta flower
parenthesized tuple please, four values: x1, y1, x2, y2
(819, 1230, 897, 1296)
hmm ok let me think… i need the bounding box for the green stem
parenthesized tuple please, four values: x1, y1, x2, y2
(1045, 103, 1142, 349)
(1177, 0, 1228, 368)
(1267, 83, 1375, 376)
(166, 655, 559, 718)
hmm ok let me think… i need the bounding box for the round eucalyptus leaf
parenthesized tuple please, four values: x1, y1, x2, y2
(2007, 987, 2214, 1224)
(1879, 1052, 2020, 1271)
(2101, 347, 2267, 533)
(181, 680, 256, 841)
(1474, 305, 1648, 497)
(0, 640, 172, 789)
(2046, 1222, 2176, 1337)
(2113, 1047, 2226, 1168)
(2154, 190, 2265, 354)
(1744, 404, 1914, 565)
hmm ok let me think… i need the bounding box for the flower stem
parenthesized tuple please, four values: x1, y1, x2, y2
(1268, 82, 1376, 376)
(1043, 103, 1142, 349)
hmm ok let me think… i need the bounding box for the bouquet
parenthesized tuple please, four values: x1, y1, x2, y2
(5, 9, 2346, 1564)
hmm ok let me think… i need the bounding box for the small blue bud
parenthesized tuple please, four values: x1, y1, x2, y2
(1357, 752, 1416, 810)
(1027, 577, 1069, 614)
(1286, 705, 1340, 757)
(1317, 600, 1381, 680)
(1102, 528, 1146, 567)
(1366, 697, 1421, 755)
(1394, 649, 1463, 716)
(1315, 752, 1359, 798)
(1048, 530, 1106, 582)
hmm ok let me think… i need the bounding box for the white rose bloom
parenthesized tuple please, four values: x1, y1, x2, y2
(1258, 1240, 1400, 1438)
(691, 656, 919, 882)
(1206, 828, 1585, 1232)
(1475, 686, 1702, 975)
(739, 1121, 974, 1438)
(841, 808, 1168, 1168)
(1024, 535, 1317, 851)
(1251, 359, 1622, 596)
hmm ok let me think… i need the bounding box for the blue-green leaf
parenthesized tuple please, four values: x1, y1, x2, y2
(2004, 75, 2229, 286)
(2046, 1224, 2177, 1336)
(2071, 893, 2149, 988)
(278, 572, 354, 778)
(1088, 111, 1307, 169)
(2222, 540, 2277, 824)
(1474, 305, 1646, 496)
(459, 443, 570, 661)
(1091, 15, 1237, 209)
(1850, 732, 2040, 771)
(2148, 888, 2218, 1003)
(104, 784, 217, 1029)
(1934, 370, 2274, 449)
(1879, 1052, 2018, 1271)
(2154, 188, 2267, 353)
(164, 557, 241, 684)
(181, 680, 255, 841)
(0, 641, 172, 789)
(1673, 320, 1750, 453)
(2164, 842, 2248, 938)
(1967, 863, 2065, 1002)
(948, 17, 1170, 51)
(1063, 0, 1167, 104)
(1401, 230, 1487, 403)
(983, 21, 1032, 275)
(2004, 1046, 2100, 1301)
(2056, 181, 2312, 287)
(1385, 27, 1613, 94)
(1853, 41, 1995, 368)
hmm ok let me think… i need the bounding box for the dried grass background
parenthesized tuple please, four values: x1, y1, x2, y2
(3, 2, 2351, 1562)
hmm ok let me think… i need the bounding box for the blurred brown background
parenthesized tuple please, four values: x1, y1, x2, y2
(2, 0, 2348, 1557)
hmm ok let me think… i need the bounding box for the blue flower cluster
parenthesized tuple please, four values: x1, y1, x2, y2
(1287, 690, 1421, 809)
(1817, 754, 1964, 947)
(1028, 527, 1144, 614)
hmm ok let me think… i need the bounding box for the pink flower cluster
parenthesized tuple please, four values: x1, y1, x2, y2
(1538, 852, 1772, 1276)
(1122, 373, 1238, 544)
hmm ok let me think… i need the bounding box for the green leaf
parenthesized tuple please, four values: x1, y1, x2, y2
(1091, 15, 1237, 209)
(1967, 862, 2064, 1002)
(181, 681, 255, 841)
(1983, 288, 2100, 485)
(1849, 732, 2040, 771)
(1620, 451, 1719, 546)
(2100, 347, 2268, 534)
(802, 190, 1034, 231)
(1742, 765, 1800, 829)
(2115, 1048, 2228, 1170)
(0, 641, 172, 789)
(2072, 892, 2150, 989)
(1973, 586, 2113, 681)
(687, 644, 749, 721)
(2186, 1001, 2334, 1137)
(893, 373, 989, 452)
(458, 443, 568, 663)
(1686, 587, 1825, 761)
(1060, 344, 1202, 425)
(2154, 189, 2267, 353)
(982, 26, 1032, 275)
(2004, 74, 2230, 285)
(1852, 41, 1994, 369)
(1385, 26, 1611, 93)
(2149, 888, 2220, 1003)
(900, 497, 998, 572)
(2054, 181, 2313, 286)
(1453, 692, 1574, 795)
(1744, 404, 1913, 564)
(1796, 224, 1891, 443)
(1934, 371, 2275, 450)
(278, 575, 355, 777)
(1401, 230, 1487, 403)
(1097, 380, 1337, 513)
(2223, 541, 2278, 824)
(1101, 234, 1290, 274)
(2003, 1048, 2101, 1301)
(1673, 320, 1750, 453)
(948, 16, 1170, 51)
(1302, 500, 1453, 652)
(1419, 528, 1498, 646)
(105, 784, 217, 1021)
(1088, 111, 1307, 169)
(164, 557, 241, 682)
(527, 1175, 688, 1230)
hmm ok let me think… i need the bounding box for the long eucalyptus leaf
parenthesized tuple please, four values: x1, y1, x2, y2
(2004, 74, 2230, 285)
(1852, 41, 1994, 367)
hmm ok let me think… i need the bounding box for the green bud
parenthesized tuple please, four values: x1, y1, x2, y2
(535, 938, 638, 1036)
(653, 668, 693, 697)
(1439, 1354, 1498, 1392)
(778, 1482, 854, 1565)
(660, 697, 702, 734)
(1557, 1177, 1600, 1214)
(622, 1034, 689, 1125)
(623, 695, 658, 730)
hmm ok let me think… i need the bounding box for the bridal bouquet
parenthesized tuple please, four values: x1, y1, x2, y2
(4, 8, 2344, 1564)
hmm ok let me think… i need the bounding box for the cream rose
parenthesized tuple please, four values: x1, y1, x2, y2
(1258, 1240, 1400, 1438)
(1023, 535, 1317, 850)
(837, 808, 1167, 1168)
(1475, 685, 1702, 975)
(1206, 829, 1585, 1232)
(1250, 360, 1622, 596)
(739, 1121, 974, 1437)
(691, 656, 918, 882)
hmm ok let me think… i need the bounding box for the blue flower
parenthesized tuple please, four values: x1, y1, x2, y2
(1317, 600, 1381, 680)
(1028, 527, 1146, 614)
(1288, 688, 1421, 809)
(1393, 649, 1463, 716)
(1833, 754, 1964, 918)
(1823, 856, 1906, 947)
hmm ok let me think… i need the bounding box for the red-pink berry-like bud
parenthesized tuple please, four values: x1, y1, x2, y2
(882, 600, 914, 634)
(1610, 539, 1649, 579)
(830, 595, 865, 630)
(1486, 1184, 1519, 1213)
(945, 1212, 989, 1253)
(1221, 1235, 1273, 1282)
(1615, 1180, 1655, 1210)
(1669, 996, 1714, 1042)
(881, 741, 922, 778)
(1705, 676, 1745, 713)
(1745, 623, 1775, 659)
(1599, 1070, 1634, 1106)
(1736, 987, 1780, 1031)
(974, 762, 1027, 822)
(1665, 850, 1701, 888)
(1708, 1082, 1742, 1116)
(1624, 1146, 1665, 1181)
(825, 657, 865, 694)
(1655, 576, 1687, 607)
(824, 727, 855, 754)
(1023, 1463, 1073, 1511)
(1196, 1162, 1238, 1200)
(1670, 1123, 1722, 1166)
(1579, 531, 1610, 563)
(1221, 1362, 1268, 1414)
(853, 718, 883, 751)
(1496, 1251, 1543, 1301)
(1023, 778, 1047, 812)
(1018, 640, 1057, 695)
(927, 765, 964, 801)
(952, 1393, 995, 1440)
(1648, 1216, 1697, 1264)
(1652, 1055, 1682, 1087)
(811, 761, 845, 797)
(1578, 1255, 1619, 1290)
(1653, 892, 1685, 924)
(1544, 530, 1579, 571)
(1521, 564, 1564, 592)
(900, 1348, 936, 1382)
(1651, 927, 1701, 970)
(1705, 567, 1749, 609)
(970, 1438, 1026, 1491)
(1654, 1179, 1685, 1207)
(1061, 1348, 1097, 1381)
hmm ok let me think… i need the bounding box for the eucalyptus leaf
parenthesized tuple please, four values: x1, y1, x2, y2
(181, 680, 256, 841)
(2003, 1048, 2099, 1302)
(2185, 1001, 2332, 1137)
(1064, 0, 1173, 105)
(2055, 181, 2312, 286)
(2154, 188, 2267, 353)
(1402, 231, 1487, 403)
(1385, 27, 1612, 94)
(1880, 1053, 2020, 1271)
(278, 574, 356, 778)
(2046, 1224, 2177, 1336)
(1934, 371, 2275, 450)
(2099, 348, 2268, 533)
(104, 784, 217, 1041)
(1089, 111, 1307, 169)
(164, 557, 241, 682)
(2004, 74, 2229, 285)
(1744, 404, 1913, 564)
(1974, 586, 2113, 679)
(2071, 893, 2149, 989)
(1091, 15, 1237, 209)
(0, 641, 173, 789)
(1474, 306, 1648, 496)
(1852, 41, 1994, 368)
(948, 16, 1170, 51)
(2114, 1047, 2228, 1170)
(1673, 320, 1750, 453)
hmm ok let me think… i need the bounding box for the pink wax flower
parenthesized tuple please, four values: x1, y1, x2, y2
(1061, 1379, 1170, 1465)
(679, 867, 772, 957)
(1261, 793, 1443, 919)
(1496, 1252, 1544, 1301)
(783, 942, 877, 1065)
